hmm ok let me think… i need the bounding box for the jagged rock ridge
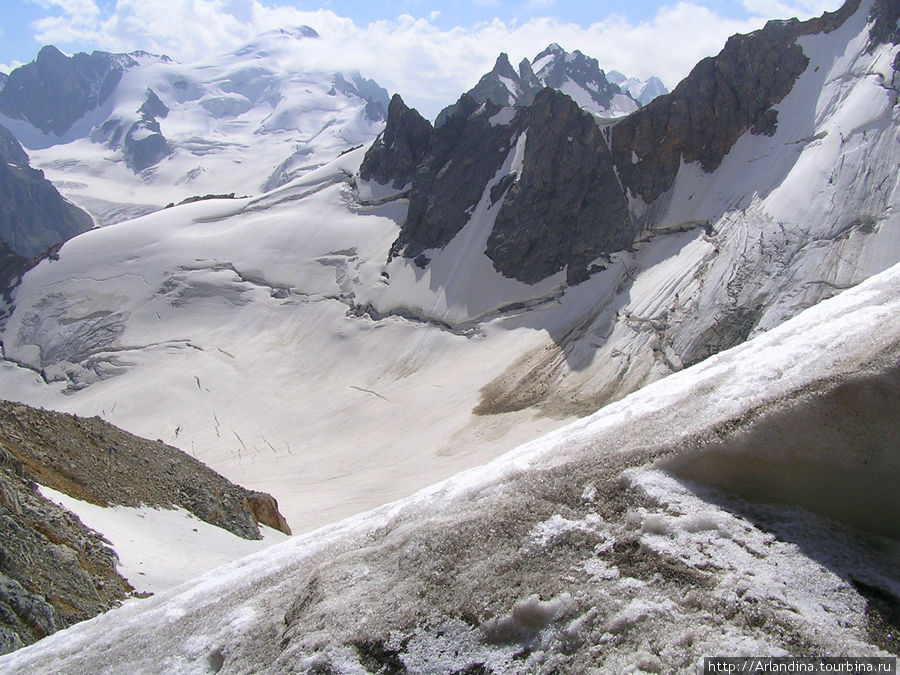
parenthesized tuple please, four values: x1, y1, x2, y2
(611, 0, 864, 206)
(365, 0, 882, 285)
(437, 44, 645, 125)
(0, 46, 135, 136)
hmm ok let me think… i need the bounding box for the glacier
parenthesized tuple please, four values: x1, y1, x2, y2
(1, 256, 896, 672)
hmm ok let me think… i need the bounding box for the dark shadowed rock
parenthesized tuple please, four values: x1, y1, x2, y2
(0, 124, 93, 257)
(123, 115, 170, 172)
(0, 46, 135, 136)
(867, 0, 900, 48)
(359, 94, 432, 189)
(370, 0, 867, 288)
(139, 88, 169, 119)
(487, 89, 633, 284)
(390, 95, 518, 260)
(0, 236, 35, 312)
(610, 0, 863, 205)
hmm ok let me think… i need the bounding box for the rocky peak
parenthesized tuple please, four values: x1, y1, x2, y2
(444, 44, 640, 119)
(388, 94, 517, 263)
(359, 94, 433, 189)
(0, 125, 29, 168)
(0, 46, 136, 136)
(371, 0, 870, 289)
(610, 0, 863, 206)
(486, 88, 634, 284)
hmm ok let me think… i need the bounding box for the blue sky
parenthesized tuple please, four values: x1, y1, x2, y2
(0, 0, 843, 118)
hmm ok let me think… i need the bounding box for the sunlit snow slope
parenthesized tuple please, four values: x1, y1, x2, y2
(0, 28, 387, 226)
(0, 0, 897, 537)
(2, 259, 897, 674)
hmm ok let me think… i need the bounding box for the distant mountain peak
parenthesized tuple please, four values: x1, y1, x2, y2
(438, 43, 647, 123)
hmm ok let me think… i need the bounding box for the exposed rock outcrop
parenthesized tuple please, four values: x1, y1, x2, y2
(90, 88, 172, 173)
(436, 44, 640, 126)
(0, 46, 135, 136)
(0, 124, 93, 258)
(0, 399, 292, 653)
(0, 442, 130, 655)
(359, 94, 432, 189)
(487, 89, 634, 284)
(611, 0, 863, 205)
(369, 0, 870, 287)
(387, 95, 517, 263)
(0, 401, 291, 539)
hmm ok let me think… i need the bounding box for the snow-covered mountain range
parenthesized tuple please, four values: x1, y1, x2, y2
(0, 27, 389, 227)
(436, 43, 657, 125)
(0, 0, 897, 666)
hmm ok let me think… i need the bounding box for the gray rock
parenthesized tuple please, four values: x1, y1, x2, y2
(0, 124, 93, 257)
(389, 94, 518, 261)
(487, 89, 634, 284)
(359, 94, 432, 190)
(436, 44, 637, 126)
(0, 46, 135, 136)
(610, 0, 863, 205)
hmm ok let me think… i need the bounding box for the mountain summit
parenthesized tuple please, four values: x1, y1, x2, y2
(437, 44, 655, 124)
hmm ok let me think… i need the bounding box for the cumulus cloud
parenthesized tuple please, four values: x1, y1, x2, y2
(25, 0, 844, 119)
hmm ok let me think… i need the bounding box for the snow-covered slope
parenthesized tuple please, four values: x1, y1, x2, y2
(2, 259, 897, 673)
(0, 0, 897, 540)
(0, 28, 388, 226)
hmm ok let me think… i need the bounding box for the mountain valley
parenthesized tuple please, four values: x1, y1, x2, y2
(0, 0, 897, 670)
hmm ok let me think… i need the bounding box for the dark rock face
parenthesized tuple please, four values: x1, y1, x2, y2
(124, 115, 170, 172)
(0, 236, 35, 314)
(487, 89, 633, 284)
(359, 94, 432, 189)
(0, 124, 93, 257)
(90, 88, 172, 173)
(389, 95, 519, 260)
(610, 0, 862, 205)
(868, 0, 900, 48)
(368, 1, 864, 287)
(0, 46, 135, 136)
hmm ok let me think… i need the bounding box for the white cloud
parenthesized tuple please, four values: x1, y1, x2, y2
(741, 0, 843, 18)
(24, 0, 845, 120)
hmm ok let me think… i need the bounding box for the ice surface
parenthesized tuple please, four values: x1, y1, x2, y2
(2, 258, 897, 674)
